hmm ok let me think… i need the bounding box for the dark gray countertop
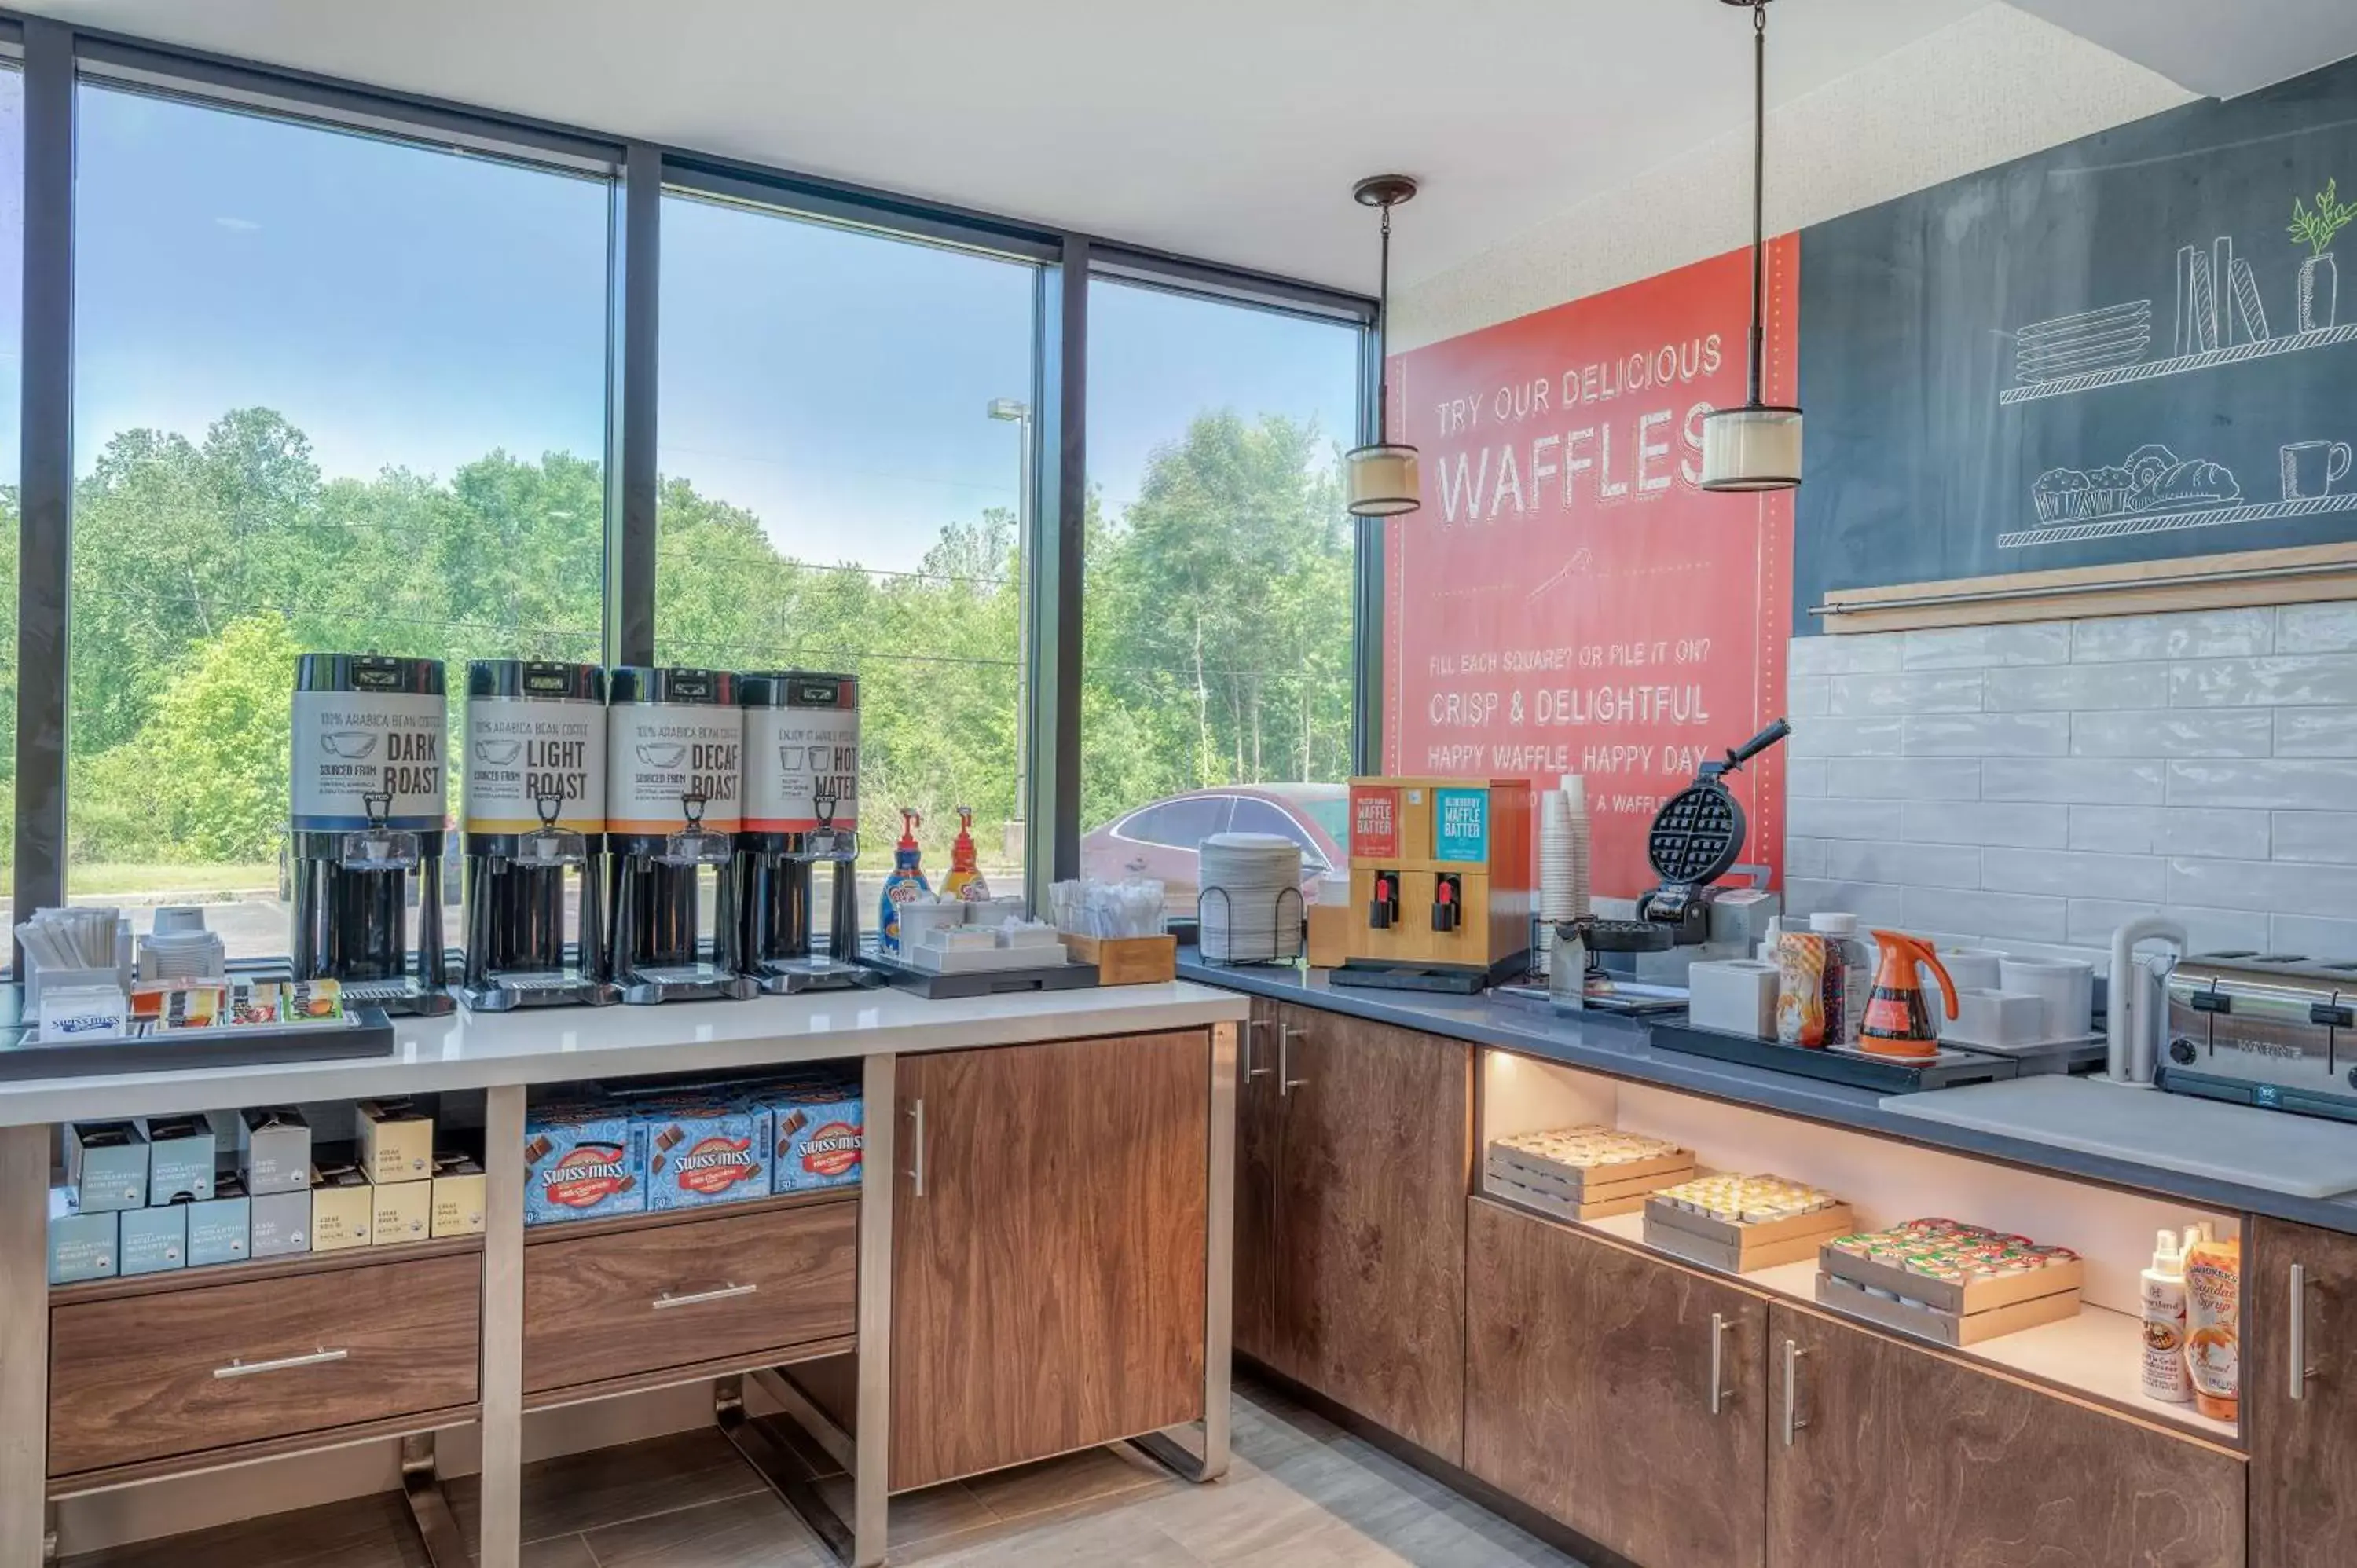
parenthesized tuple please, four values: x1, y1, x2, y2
(1181, 954, 2357, 1238)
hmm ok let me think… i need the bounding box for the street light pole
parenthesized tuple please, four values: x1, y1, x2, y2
(988, 397, 1033, 870)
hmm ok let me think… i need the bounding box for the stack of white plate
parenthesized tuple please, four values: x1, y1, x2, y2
(1199, 832, 1304, 963)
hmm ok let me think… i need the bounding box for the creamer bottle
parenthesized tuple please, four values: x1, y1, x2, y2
(2183, 1225, 2242, 1423)
(877, 808, 931, 955)
(2139, 1227, 2194, 1404)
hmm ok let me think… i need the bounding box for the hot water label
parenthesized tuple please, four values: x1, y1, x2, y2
(745, 686, 860, 834)
(607, 705, 742, 835)
(291, 690, 448, 831)
(466, 698, 607, 834)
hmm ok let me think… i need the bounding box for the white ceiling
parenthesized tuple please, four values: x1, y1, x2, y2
(23, 0, 1998, 294)
(2011, 0, 2357, 97)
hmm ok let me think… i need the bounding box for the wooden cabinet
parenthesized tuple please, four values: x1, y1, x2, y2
(1767, 1302, 2245, 1568)
(890, 1030, 1208, 1492)
(2250, 1218, 2357, 1566)
(1465, 1198, 1769, 1568)
(49, 1251, 480, 1480)
(523, 1195, 856, 1401)
(1269, 1003, 1471, 1462)
(1233, 997, 1283, 1366)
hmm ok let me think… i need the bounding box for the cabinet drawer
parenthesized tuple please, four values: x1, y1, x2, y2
(49, 1253, 482, 1478)
(524, 1197, 857, 1396)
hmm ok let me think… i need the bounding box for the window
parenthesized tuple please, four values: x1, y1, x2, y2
(653, 190, 1036, 916)
(69, 86, 611, 957)
(1083, 278, 1363, 914)
(0, 64, 20, 903)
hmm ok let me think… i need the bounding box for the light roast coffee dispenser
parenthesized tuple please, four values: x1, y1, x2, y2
(459, 659, 617, 1010)
(735, 671, 877, 993)
(603, 667, 757, 1004)
(288, 653, 455, 1015)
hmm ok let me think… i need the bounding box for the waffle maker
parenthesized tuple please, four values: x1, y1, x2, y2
(1588, 718, 1790, 954)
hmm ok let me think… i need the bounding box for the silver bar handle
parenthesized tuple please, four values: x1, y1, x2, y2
(906, 1097, 926, 1196)
(1280, 1024, 1308, 1095)
(654, 1282, 759, 1311)
(2291, 1262, 2313, 1401)
(1709, 1312, 1734, 1416)
(1782, 1340, 1809, 1446)
(1245, 1017, 1273, 1079)
(214, 1347, 348, 1379)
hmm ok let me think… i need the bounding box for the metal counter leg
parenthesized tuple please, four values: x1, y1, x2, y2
(2, 1123, 52, 1567)
(478, 1085, 528, 1568)
(1135, 1020, 1236, 1484)
(398, 1433, 470, 1567)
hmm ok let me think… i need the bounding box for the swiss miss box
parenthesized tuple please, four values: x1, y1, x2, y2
(522, 1098, 647, 1224)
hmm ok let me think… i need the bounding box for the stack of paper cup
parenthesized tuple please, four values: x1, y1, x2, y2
(1561, 774, 1593, 920)
(1534, 775, 1594, 975)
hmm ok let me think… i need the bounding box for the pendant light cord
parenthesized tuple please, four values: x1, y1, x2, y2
(1376, 202, 1393, 443)
(1747, 2, 1767, 409)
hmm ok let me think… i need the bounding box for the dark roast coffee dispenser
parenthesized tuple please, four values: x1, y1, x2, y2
(603, 667, 757, 1003)
(288, 653, 455, 1015)
(736, 670, 877, 993)
(458, 659, 617, 1010)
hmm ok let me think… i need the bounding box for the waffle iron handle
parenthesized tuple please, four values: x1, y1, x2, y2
(1717, 717, 1791, 777)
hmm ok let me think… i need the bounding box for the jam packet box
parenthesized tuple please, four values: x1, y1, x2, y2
(757, 1075, 864, 1194)
(523, 1100, 646, 1225)
(644, 1095, 771, 1211)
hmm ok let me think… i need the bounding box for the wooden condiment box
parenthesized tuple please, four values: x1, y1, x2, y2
(1819, 1242, 2085, 1318)
(1816, 1270, 2083, 1347)
(1643, 1196, 1857, 1273)
(1061, 934, 1177, 986)
(1482, 1136, 1697, 1222)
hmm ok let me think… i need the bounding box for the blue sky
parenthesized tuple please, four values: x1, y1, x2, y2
(34, 82, 1360, 576)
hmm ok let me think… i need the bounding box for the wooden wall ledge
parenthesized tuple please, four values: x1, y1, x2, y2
(1811, 542, 2357, 634)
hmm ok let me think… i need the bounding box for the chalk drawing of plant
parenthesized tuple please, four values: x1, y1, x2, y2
(2290, 178, 2353, 332)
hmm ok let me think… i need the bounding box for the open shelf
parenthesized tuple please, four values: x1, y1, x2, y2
(1480, 1048, 2243, 1449)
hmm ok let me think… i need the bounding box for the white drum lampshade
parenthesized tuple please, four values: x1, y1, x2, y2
(1345, 442, 1421, 516)
(1699, 404, 1803, 492)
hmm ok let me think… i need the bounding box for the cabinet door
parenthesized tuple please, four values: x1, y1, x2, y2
(1768, 1303, 2245, 1568)
(1275, 1004, 1470, 1461)
(1466, 1198, 1769, 1568)
(891, 1031, 1208, 1492)
(1233, 997, 1283, 1367)
(2250, 1218, 2357, 1566)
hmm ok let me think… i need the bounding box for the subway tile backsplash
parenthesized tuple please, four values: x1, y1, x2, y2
(1782, 604, 2357, 969)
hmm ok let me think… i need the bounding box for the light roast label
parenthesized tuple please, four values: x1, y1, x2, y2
(291, 690, 447, 830)
(744, 705, 860, 833)
(607, 704, 742, 833)
(466, 697, 607, 834)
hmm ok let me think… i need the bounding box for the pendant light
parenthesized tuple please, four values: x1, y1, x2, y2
(1346, 174, 1421, 517)
(1701, 0, 1803, 493)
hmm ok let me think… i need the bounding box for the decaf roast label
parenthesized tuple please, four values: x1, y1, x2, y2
(291, 690, 447, 831)
(607, 705, 742, 834)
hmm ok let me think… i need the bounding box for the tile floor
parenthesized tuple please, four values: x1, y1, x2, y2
(64, 1381, 1587, 1567)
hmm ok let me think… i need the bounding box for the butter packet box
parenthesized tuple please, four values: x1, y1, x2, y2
(643, 1095, 770, 1211)
(185, 1173, 251, 1268)
(523, 1099, 646, 1225)
(120, 1203, 187, 1277)
(757, 1075, 864, 1194)
(48, 1188, 118, 1284)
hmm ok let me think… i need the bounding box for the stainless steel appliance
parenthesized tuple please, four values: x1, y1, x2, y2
(735, 670, 878, 994)
(603, 667, 757, 1004)
(2163, 951, 2357, 1121)
(288, 653, 454, 1015)
(458, 659, 616, 1011)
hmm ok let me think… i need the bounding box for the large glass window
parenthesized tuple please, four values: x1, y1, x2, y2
(68, 86, 611, 956)
(0, 64, 21, 910)
(654, 192, 1036, 913)
(1081, 280, 1363, 914)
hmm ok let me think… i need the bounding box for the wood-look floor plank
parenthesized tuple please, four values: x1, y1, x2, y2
(61, 1493, 430, 1568)
(576, 1489, 828, 1568)
(448, 1427, 765, 1550)
(519, 1537, 599, 1568)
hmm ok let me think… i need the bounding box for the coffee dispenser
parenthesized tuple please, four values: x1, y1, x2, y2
(603, 667, 757, 1003)
(735, 671, 876, 993)
(458, 659, 616, 1010)
(288, 653, 454, 1014)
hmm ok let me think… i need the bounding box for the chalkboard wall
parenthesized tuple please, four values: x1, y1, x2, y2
(1795, 56, 2357, 621)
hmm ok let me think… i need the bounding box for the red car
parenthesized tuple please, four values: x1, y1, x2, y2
(1080, 784, 1349, 915)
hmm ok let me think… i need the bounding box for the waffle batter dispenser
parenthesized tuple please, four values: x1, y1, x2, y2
(603, 667, 757, 1004)
(1332, 777, 1532, 991)
(459, 659, 615, 1010)
(288, 652, 454, 1015)
(735, 670, 876, 993)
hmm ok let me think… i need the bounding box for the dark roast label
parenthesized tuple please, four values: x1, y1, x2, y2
(291, 690, 447, 830)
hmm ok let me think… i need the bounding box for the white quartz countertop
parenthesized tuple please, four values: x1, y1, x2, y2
(0, 982, 1249, 1126)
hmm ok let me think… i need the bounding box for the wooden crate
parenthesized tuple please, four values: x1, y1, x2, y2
(1816, 1270, 2082, 1347)
(1061, 935, 1177, 986)
(1819, 1243, 2085, 1317)
(1643, 1196, 1857, 1274)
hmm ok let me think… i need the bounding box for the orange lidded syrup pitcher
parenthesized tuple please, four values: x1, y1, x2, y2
(1860, 932, 1958, 1061)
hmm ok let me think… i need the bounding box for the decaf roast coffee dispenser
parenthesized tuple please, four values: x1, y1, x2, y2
(288, 653, 454, 1015)
(735, 670, 876, 993)
(603, 667, 757, 1003)
(458, 659, 616, 1010)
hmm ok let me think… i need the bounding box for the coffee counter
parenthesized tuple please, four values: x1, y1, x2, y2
(0, 982, 1249, 1568)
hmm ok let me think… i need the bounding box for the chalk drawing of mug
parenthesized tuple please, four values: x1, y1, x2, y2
(2281, 440, 2355, 500)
